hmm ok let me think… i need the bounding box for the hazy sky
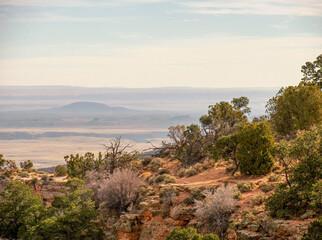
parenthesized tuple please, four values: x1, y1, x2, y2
(0, 0, 321, 88)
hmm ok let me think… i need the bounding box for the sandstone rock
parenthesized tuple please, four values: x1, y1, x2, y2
(149, 199, 161, 208)
(139, 221, 172, 240)
(226, 228, 238, 240)
(261, 218, 300, 239)
(150, 210, 162, 216)
(247, 224, 260, 232)
(114, 214, 141, 233)
(170, 205, 194, 221)
(236, 230, 261, 240)
(139, 210, 152, 223)
(138, 201, 149, 210)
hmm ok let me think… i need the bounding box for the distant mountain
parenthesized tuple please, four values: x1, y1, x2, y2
(59, 102, 129, 112)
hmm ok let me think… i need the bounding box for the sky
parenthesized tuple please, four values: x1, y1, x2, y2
(0, 0, 321, 88)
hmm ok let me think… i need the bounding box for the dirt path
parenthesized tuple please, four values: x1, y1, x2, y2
(175, 167, 271, 187)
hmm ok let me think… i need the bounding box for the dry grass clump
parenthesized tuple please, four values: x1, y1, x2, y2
(88, 169, 143, 214)
(195, 185, 238, 237)
(237, 181, 254, 193)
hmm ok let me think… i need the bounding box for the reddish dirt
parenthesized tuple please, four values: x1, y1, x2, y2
(174, 167, 272, 187)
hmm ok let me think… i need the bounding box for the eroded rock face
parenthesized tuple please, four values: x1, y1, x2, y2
(114, 214, 141, 240)
(236, 230, 261, 240)
(27, 180, 65, 205)
(170, 205, 194, 221)
(40, 182, 64, 204)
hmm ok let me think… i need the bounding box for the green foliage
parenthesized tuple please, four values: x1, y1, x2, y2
(251, 194, 265, 206)
(182, 197, 195, 205)
(185, 168, 198, 177)
(65, 152, 102, 179)
(183, 191, 205, 206)
(237, 181, 254, 193)
(301, 53, 322, 89)
(309, 180, 322, 212)
(172, 124, 208, 166)
(237, 122, 275, 175)
(141, 156, 152, 166)
(266, 127, 321, 218)
(31, 177, 38, 185)
(158, 168, 171, 175)
(164, 175, 176, 184)
(19, 172, 29, 178)
(26, 178, 101, 239)
(41, 174, 49, 181)
(266, 82, 321, 138)
(178, 169, 186, 178)
(301, 217, 322, 240)
(154, 173, 175, 184)
(159, 186, 179, 205)
(268, 174, 281, 182)
(200, 97, 250, 140)
(259, 182, 275, 193)
(155, 174, 167, 183)
(0, 181, 45, 239)
(150, 157, 163, 171)
(212, 134, 239, 175)
(55, 165, 67, 176)
(20, 160, 34, 172)
(266, 183, 303, 218)
(0, 154, 18, 177)
(166, 227, 219, 240)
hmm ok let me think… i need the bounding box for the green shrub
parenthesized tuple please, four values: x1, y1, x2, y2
(266, 183, 306, 218)
(193, 163, 204, 173)
(166, 227, 219, 240)
(252, 194, 265, 206)
(41, 175, 49, 181)
(183, 191, 205, 206)
(225, 165, 236, 174)
(55, 165, 67, 177)
(158, 168, 171, 175)
(185, 169, 197, 177)
(268, 174, 281, 182)
(19, 172, 29, 178)
(309, 180, 322, 212)
(164, 175, 176, 184)
(191, 191, 205, 201)
(0, 181, 45, 239)
(155, 174, 166, 183)
(237, 122, 274, 175)
(266, 127, 321, 218)
(302, 217, 322, 240)
(237, 182, 254, 193)
(142, 156, 152, 167)
(159, 187, 179, 205)
(182, 197, 195, 205)
(178, 169, 186, 178)
(150, 158, 162, 171)
(259, 182, 275, 193)
(31, 177, 38, 185)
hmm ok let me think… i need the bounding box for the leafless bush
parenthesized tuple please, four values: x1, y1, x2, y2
(195, 184, 237, 237)
(97, 168, 143, 214)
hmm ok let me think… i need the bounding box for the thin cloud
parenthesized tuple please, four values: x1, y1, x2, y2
(1, 35, 321, 87)
(0, 0, 170, 7)
(0, 13, 134, 23)
(180, 0, 322, 16)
